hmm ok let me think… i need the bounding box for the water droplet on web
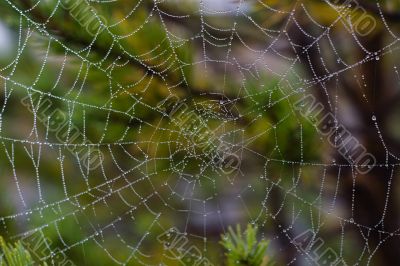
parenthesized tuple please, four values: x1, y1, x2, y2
(371, 115, 376, 121)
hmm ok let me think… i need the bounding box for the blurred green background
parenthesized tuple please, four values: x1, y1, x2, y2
(1, 0, 400, 265)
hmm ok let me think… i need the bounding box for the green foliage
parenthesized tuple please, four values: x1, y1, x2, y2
(220, 224, 273, 266)
(0, 236, 35, 266)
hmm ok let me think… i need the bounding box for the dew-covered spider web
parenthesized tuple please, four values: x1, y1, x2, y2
(0, 0, 400, 265)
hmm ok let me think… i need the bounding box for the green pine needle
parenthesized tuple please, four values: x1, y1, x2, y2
(0, 236, 37, 266)
(220, 224, 274, 266)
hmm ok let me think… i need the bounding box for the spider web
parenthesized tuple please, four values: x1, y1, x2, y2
(0, 0, 399, 265)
